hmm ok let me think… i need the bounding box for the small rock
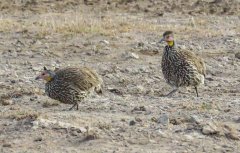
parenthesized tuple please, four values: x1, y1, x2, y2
(190, 115, 202, 124)
(192, 132, 205, 139)
(123, 52, 139, 59)
(225, 132, 240, 140)
(70, 131, 79, 137)
(30, 96, 38, 101)
(2, 99, 13, 106)
(2, 143, 11, 147)
(121, 118, 126, 122)
(32, 66, 42, 71)
(170, 117, 185, 125)
(202, 122, 219, 135)
(108, 87, 123, 95)
(34, 137, 43, 142)
(130, 53, 139, 59)
(132, 106, 146, 112)
(233, 116, 240, 123)
(151, 117, 157, 122)
(158, 114, 169, 126)
(235, 52, 240, 59)
(157, 129, 168, 138)
(137, 42, 144, 47)
(99, 40, 109, 45)
(10, 80, 16, 84)
(184, 134, 194, 141)
(135, 117, 142, 122)
(130, 85, 144, 94)
(129, 120, 136, 126)
(224, 108, 231, 112)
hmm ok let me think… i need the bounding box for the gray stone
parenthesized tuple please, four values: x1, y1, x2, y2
(99, 40, 109, 45)
(158, 114, 169, 126)
(122, 52, 139, 59)
(235, 52, 240, 59)
(202, 122, 219, 135)
(190, 115, 203, 124)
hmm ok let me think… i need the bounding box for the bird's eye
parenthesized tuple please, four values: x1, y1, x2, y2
(42, 73, 46, 75)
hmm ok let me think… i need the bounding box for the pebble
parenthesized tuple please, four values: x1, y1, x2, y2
(190, 115, 202, 124)
(99, 40, 109, 45)
(233, 116, 240, 123)
(122, 52, 139, 59)
(225, 132, 240, 140)
(2, 99, 13, 106)
(130, 85, 144, 94)
(2, 143, 11, 147)
(135, 117, 142, 122)
(130, 53, 139, 59)
(129, 120, 136, 126)
(32, 66, 42, 71)
(202, 122, 219, 135)
(157, 114, 169, 126)
(132, 106, 146, 112)
(158, 129, 168, 138)
(34, 137, 43, 142)
(184, 134, 194, 141)
(235, 52, 240, 59)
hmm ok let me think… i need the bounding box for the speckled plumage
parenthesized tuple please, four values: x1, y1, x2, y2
(39, 67, 103, 110)
(161, 42, 206, 97)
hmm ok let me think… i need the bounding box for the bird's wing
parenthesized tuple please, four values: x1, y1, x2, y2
(56, 67, 102, 91)
(182, 50, 206, 77)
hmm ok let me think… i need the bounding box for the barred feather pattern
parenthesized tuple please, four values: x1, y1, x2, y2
(161, 44, 205, 88)
(45, 67, 103, 104)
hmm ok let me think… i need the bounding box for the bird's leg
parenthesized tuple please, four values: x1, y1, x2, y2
(69, 95, 78, 110)
(194, 86, 199, 97)
(69, 102, 77, 110)
(163, 88, 178, 97)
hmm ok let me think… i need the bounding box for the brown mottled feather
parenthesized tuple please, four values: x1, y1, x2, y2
(55, 67, 103, 92)
(161, 43, 206, 94)
(181, 50, 206, 77)
(44, 67, 103, 109)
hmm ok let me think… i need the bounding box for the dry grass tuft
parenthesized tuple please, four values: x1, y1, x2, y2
(42, 100, 59, 108)
(23, 13, 226, 38)
(7, 110, 39, 121)
(0, 18, 22, 32)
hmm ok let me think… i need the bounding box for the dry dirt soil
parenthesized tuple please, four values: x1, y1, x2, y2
(0, 0, 240, 153)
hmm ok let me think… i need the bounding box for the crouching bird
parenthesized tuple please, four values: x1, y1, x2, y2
(159, 31, 206, 97)
(35, 66, 103, 110)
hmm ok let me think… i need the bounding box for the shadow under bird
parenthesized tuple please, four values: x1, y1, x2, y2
(159, 31, 206, 97)
(35, 66, 103, 110)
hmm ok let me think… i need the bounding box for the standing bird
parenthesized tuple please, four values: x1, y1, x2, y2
(35, 66, 103, 110)
(159, 31, 206, 97)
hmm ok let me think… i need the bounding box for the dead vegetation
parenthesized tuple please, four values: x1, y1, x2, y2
(0, 0, 239, 153)
(6, 110, 39, 121)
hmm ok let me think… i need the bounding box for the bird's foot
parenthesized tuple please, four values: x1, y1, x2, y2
(68, 103, 79, 111)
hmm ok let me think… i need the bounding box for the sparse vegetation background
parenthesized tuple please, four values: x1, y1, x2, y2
(0, 0, 239, 152)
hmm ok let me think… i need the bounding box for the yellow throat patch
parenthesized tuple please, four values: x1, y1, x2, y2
(167, 41, 174, 47)
(45, 76, 53, 82)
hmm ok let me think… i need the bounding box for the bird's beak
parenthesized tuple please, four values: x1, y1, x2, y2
(35, 76, 40, 80)
(159, 38, 164, 43)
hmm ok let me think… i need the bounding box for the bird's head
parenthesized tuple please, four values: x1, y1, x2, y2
(35, 66, 56, 82)
(159, 31, 174, 47)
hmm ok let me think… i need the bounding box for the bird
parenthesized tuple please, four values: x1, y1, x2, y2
(159, 31, 206, 97)
(35, 66, 103, 110)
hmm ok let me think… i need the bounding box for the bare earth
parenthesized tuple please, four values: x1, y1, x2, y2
(0, 0, 240, 153)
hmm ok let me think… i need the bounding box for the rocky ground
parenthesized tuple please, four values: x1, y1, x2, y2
(0, 0, 240, 153)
